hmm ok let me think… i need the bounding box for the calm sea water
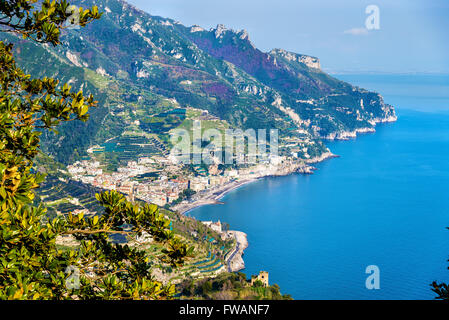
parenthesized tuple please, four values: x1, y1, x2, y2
(188, 74, 449, 299)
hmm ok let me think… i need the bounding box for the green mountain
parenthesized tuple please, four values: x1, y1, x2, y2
(0, 0, 398, 299)
(4, 0, 396, 165)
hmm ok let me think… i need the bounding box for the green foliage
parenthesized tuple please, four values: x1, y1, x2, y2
(0, 0, 102, 46)
(0, 39, 96, 209)
(178, 272, 292, 300)
(0, 0, 193, 300)
(432, 227, 449, 300)
(169, 188, 197, 206)
(252, 280, 264, 288)
(431, 281, 449, 300)
(181, 189, 196, 200)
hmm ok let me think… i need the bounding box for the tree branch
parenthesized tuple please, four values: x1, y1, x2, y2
(63, 229, 131, 235)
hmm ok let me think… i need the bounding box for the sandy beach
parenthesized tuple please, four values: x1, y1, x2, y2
(174, 178, 259, 215)
(174, 152, 337, 215)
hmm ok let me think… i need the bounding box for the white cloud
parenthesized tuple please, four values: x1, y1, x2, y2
(343, 27, 370, 36)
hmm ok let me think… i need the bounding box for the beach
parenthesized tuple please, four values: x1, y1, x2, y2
(174, 178, 260, 215)
(174, 152, 337, 215)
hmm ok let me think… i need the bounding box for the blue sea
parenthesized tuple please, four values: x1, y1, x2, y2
(188, 74, 449, 299)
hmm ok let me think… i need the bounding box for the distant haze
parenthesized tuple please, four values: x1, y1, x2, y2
(127, 0, 449, 74)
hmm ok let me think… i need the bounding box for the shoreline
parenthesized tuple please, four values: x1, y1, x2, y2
(176, 151, 338, 216)
(172, 118, 397, 274)
(225, 231, 248, 272)
(173, 152, 337, 275)
(177, 178, 261, 215)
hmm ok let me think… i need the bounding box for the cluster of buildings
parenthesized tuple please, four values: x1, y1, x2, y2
(67, 148, 311, 209)
(67, 156, 240, 207)
(68, 157, 185, 206)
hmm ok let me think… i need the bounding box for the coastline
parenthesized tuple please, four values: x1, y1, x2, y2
(225, 231, 248, 272)
(173, 151, 337, 275)
(175, 152, 338, 216)
(175, 178, 261, 215)
(173, 117, 397, 274)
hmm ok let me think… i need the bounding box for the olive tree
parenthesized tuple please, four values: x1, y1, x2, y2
(0, 0, 193, 300)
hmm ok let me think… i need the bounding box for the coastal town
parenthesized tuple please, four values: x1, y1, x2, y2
(66, 150, 333, 215)
(54, 128, 331, 286)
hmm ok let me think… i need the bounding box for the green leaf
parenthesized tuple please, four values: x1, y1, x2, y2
(79, 104, 88, 116)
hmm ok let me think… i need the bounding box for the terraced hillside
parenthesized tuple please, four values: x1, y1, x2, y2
(5, 0, 395, 167)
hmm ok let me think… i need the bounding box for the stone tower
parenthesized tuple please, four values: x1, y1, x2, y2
(251, 271, 269, 287)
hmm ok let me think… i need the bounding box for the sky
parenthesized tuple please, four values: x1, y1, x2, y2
(127, 0, 449, 74)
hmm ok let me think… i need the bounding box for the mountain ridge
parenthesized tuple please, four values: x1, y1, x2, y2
(5, 0, 396, 165)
